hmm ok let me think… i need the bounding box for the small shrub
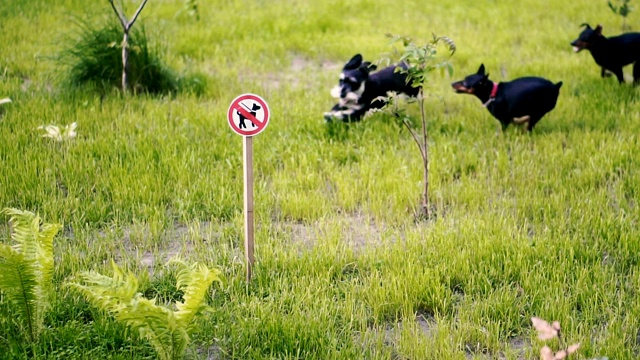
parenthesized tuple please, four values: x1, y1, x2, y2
(58, 19, 178, 94)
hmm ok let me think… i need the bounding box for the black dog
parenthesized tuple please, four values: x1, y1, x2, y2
(451, 64, 562, 131)
(571, 23, 640, 84)
(323, 54, 419, 122)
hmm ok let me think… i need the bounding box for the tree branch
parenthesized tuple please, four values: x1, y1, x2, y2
(402, 119, 426, 163)
(107, 0, 128, 30)
(127, 0, 149, 31)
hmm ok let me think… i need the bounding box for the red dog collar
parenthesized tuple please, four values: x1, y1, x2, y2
(484, 82, 499, 107)
(490, 82, 498, 98)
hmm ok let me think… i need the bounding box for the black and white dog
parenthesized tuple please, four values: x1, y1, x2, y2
(323, 54, 419, 122)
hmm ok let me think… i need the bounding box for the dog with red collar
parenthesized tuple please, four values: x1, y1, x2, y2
(451, 64, 563, 132)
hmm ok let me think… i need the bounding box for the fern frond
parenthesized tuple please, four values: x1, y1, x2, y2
(0, 208, 61, 343)
(170, 259, 221, 328)
(67, 260, 139, 313)
(118, 295, 178, 360)
(68, 261, 189, 360)
(2, 208, 40, 260)
(2, 208, 61, 298)
(37, 222, 61, 290)
(0, 245, 39, 342)
(68, 259, 222, 360)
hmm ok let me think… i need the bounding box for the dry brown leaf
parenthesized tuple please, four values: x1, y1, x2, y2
(532, 317, 560, 340)
(540, 345, 555, 360)
(567, 343, 580, 354)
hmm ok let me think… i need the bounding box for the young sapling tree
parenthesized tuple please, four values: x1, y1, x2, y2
(107, 0, 149, 93)
(378, 34, 455, 219)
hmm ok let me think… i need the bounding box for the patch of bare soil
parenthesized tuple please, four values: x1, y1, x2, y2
(362, 311, 529, 359)
(104, 221, 238, 274)
(277, 211, 395, 252)
(243, 53, 340, 92)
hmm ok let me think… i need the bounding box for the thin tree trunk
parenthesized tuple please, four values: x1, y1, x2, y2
(401, 90, 430, 219)
(122, 31, 129, 93)
(419, 90, 430, 218)
(108, 0, 149, 93)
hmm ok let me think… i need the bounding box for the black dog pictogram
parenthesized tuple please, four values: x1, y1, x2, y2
(237, 103, 261, 129)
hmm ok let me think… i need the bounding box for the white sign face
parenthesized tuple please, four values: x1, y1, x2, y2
(227, 94, 270, 136)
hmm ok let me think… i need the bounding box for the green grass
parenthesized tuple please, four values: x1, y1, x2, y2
(56, 19, 179, 94)
(1, 0, 640, 359)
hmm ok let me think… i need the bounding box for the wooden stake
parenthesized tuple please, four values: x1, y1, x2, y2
(243, 136, 255, 282)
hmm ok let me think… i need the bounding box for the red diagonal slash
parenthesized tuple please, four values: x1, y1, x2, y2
(234, 102, 263, 126)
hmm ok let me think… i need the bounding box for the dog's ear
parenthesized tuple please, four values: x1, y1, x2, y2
(344, 54, 363, 70)
(595, 24, 603, 34)
(579, 23, 591, 29)
(362, 61, 377, 72)
(477, 64, 486, 76)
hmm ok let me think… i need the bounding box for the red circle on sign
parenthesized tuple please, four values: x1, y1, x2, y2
(227, 94, 270, 136)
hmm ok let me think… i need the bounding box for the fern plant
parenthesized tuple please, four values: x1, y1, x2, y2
(0, 208, 62, 343)
(67, 259, 222, 360)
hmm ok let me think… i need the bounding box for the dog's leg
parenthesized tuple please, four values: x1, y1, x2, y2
(512, 115, 531, 124)
(633, 62, 640, 85)
(343, 106, 369, 122)
(512, 115, 532, 132)
(612, 68, 625, 84)
(601, 67, 612, 78)
(526, 117, 542, 132)
(324, 103, 368, 123)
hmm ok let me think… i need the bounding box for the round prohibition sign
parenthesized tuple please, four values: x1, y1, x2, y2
(227, 93, 270, 136)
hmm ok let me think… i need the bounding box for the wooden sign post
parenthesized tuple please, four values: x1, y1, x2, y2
(243, 136, 254, 281)
(227, 94, 270, 282)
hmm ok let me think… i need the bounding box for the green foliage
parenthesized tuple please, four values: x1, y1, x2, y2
(67, 260, 222, 360)
(377, 34, 456, 218)
(2, 0, 640, 358)
(608, 0, 633, 17)
(58, 20, 178, 94)
(0, 208, 62, 343)
(386, 34, 455, 89)
(608, 0, 634, 30)
(177, 0, 200, 21)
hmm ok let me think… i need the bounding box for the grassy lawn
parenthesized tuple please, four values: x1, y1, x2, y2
(1, 0, 639, 359)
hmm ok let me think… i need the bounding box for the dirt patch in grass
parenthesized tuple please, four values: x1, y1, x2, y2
(360, 311, 529, 359)
(105, 221, 240, 273)
(277, 211, 396, 252)
(244, 53, 340, 91)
